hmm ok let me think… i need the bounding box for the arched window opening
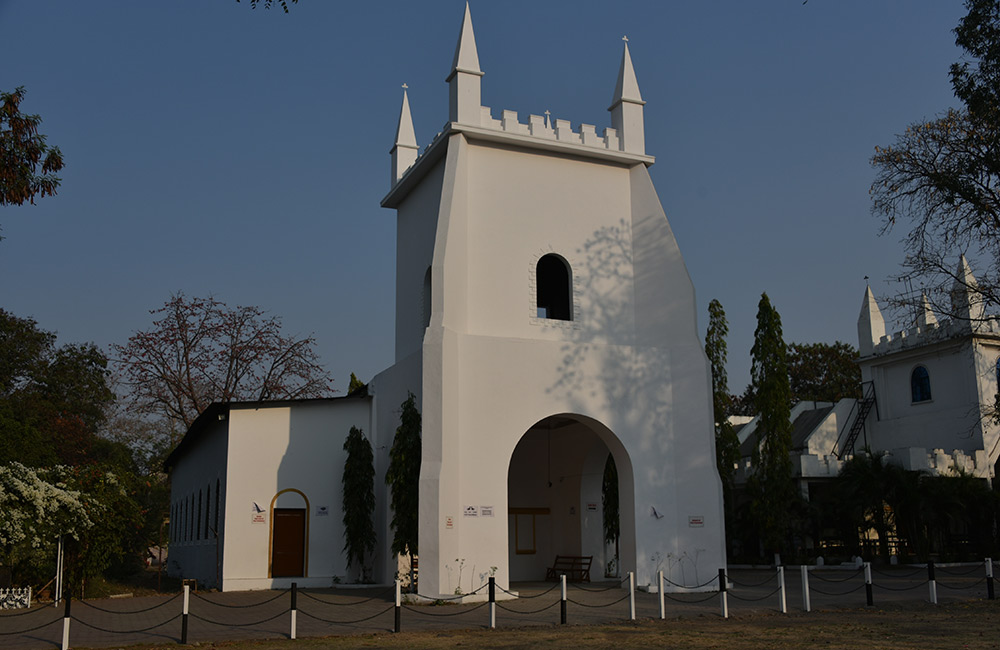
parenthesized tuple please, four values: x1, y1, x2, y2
(911, 366, 932, 403)
(536, 254, 572, 321)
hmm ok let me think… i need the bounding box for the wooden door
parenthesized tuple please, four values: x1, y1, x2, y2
(271, 508, 306, 577)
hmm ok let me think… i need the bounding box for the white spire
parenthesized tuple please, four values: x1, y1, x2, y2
(917, 292, 938, 328)
(391, 86, 419, 185)
(450, 2, 481, 77)
(608, 37, 646, 155)
(447, 2, 483, 125)
(858, 285, 886, 357)
(951, 254, 985, 323)
(610, 38, 643, 106)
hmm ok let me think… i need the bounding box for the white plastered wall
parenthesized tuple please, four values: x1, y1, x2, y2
(383, 133, 725, 596)
(221, 399, 372, 591)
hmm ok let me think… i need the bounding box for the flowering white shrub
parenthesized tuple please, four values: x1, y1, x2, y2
(0, 462, 93, 579)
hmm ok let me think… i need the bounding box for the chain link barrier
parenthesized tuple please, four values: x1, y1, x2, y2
(189, 609, 289, 627)
(809, 568, 864, 583)
(567, 592, 631, 608)
(810, 581, 866, 596)
(402, 601, 489, 616)
(936, 564, 984, 577)
(728, 573, 777, 588)
(0, 613, 62, 635)
(663, 575, 720, 590)
(567, 577, 628, 593)
(662, 590, 718, 604)
(871, 566, 925, 579)
(298, 602, 396, 625)
(937, 577, 986, 590)
(298, 586, 395, 606)
(72, 612, 181, 634)
(496, 598, 561, 615)
(77, 593, 181, 614)
(872, 579, 927, 592)
(192, 589, 288, 608)
(727, 585, 782, 602)
(496, 582, 559, 599)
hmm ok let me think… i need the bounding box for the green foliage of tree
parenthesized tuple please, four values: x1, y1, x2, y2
(746, 293, 796, 558)
(819, 452, 1000, 562)
(0, 310, 114, 468)
(787, 341, 861, 403)
(601, 454, 619, 573)
(0, 86, 64, 212)
(385, 393, 421, 565)
(871, 0, 1000, 320)
(342, 426, 376, 580)
(705, 299, 740, 553)
(237, 0, 298, 12)
(348, 372, 366, 396)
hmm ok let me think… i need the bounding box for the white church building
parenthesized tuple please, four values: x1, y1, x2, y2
(166, 5, 726, 596)
(734, 256, 1000, 505)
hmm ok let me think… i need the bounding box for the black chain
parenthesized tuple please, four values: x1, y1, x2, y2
(402, 601, 489, 617)
(810, 569, 863, 583)
(299, 587, 394, 606)
(871, 566, 925, 579)
(297, 602, 395, 625)
(810, 582, 866, 596)
(937, 577, 986, 590)
(0, 605, 58, 618)
(77, 593, 181, 614)
(568, 578, 627, 593)
(567, 592, 631, 608)
(662, 591, 718, 604)
(496, 583, 559, 599)
(192, 589, 288, 608)
(728, 586, 782, 602)
(663, 575, 720, 589)
(188, 609, 289, 627)
(496, 598, 560, 615)
(0, 615, 62, 635)
(936, 565, 984, 577)
(728, 573, 777, 588)
(72, 613, 181, 634)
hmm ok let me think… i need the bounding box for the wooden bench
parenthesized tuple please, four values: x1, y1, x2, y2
(545, 555, 592, 583)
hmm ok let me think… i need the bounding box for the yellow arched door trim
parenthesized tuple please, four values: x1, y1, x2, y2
(267, 488, 310, 579)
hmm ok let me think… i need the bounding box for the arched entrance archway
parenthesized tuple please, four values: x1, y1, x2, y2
(507, 414, 635, 582)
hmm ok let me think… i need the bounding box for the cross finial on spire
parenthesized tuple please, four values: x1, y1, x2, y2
(544, 109, 551, 129)
(402, 83, 408, 90)
(622, 35, 629, 43)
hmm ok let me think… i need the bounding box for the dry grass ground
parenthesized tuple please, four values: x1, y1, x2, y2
(101, 599, 998, 650)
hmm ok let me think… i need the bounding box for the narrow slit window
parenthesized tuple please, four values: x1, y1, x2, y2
(536, 254, 572, 321)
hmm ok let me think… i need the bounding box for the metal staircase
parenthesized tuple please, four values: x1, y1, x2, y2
(836, 381, 877, 459)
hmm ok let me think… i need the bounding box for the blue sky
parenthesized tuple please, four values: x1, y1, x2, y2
(0, 1, 967, 394)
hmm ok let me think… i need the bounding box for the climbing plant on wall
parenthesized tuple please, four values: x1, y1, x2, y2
(602, 454, 620, 576)
(385, 393, 421, 580)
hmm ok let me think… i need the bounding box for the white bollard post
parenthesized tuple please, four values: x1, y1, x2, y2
(928, 562, 938, 605)
(628, 572, 636, 621)
(800, 565, 811, 613)
(657, 570, 665, 620)
(719, 568, 728, 619)
(778, 566, 786, 614)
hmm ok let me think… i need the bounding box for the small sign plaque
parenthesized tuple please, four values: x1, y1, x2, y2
(587, 503, 598, 512)
(446, 516, 454, 529)
(688, 515, 705, 528)
(463, 505, 478, 517)
(480, 506, 494, 517)
(316, 506, 329, 517)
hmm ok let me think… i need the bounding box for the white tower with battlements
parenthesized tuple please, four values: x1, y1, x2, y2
(370, 5, 726, 596)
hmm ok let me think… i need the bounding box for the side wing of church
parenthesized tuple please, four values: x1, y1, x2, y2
(166, 5, 726, 595)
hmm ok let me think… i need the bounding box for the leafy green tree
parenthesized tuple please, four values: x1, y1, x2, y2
(787, 341, 861, 403)
(705, 299, 740, 551)
(238, 0, 298, 11)
(385, 393, 421, 578)
(601, 454, 620, 575)
(0, 310, 114, 467)
(746, 293, 796, 559)
(348, 372, 366, 396)
(0, 87, 64, 213)
(871, 0, 1000, 320)
(342, 426, 376, 581)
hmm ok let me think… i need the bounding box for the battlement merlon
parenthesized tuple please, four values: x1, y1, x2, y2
(382, 114, 655, 209)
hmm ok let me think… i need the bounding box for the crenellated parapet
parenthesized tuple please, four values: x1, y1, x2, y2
(872, 315, 1000, 355)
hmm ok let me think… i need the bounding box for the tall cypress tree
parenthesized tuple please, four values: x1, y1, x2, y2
(747, 293, 795, 559)
(705, 299, 740, 551)
(385, 393, 421, 573)
(342, 425, 376, 580)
